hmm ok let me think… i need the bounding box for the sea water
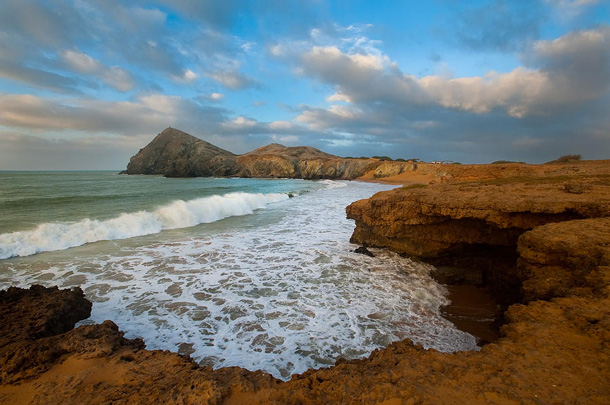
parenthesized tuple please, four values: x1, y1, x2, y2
(0, 171, 477, 379)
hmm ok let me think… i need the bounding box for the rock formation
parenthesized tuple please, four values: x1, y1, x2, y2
(347, 161, 610, 302)
(122, 128, 380, 179)
(123, 128, 238, 177)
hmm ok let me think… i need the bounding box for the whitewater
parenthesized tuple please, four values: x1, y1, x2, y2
(0, 172, 477, 380)
(0, 192, 288, 259)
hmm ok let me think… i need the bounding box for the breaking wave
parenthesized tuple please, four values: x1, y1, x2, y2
(0, 192, 289, 259)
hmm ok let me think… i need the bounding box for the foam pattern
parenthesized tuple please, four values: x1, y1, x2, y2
(0, 180, 477, 380)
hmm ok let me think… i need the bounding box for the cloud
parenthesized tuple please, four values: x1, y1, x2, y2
(0, 0, 260, 97)
(297, 26, 610, 119)
(0, 131, 146, 170)
(546, 0, 602, 19)
(290, 26, 610, 162)
(0, 61, 79, 93)
(61, 50, 135, 92)
(222, 116, 258, 130)
(207, 70, 257, 89)
(0, 92, 231, 136)
(269, 121, 293, 130)
(172, 68, 199, 83)
(62, 50, 101, 73)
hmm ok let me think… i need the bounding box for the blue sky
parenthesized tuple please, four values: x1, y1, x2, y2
(0, 0, 609, 169)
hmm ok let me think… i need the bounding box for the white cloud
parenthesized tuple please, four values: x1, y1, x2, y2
(223, 116, 257, 129)
(60, 49, 135, 92)
(207, 70, 256, 89)
(62, 50, 101, 73)
(269, 121, 293, 130)
(102, 66, 135, 92)
(297, 27, 610, 120)
(326, 93, 352, 103)
(184, 69, 198, 81)
(420, 68, 549, 117)
(210, 92, 224, 100)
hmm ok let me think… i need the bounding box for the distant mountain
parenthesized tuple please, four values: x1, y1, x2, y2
(123, 128, 380, 179)
(243, 143, 337, 160)
(123, 128, 237, 177)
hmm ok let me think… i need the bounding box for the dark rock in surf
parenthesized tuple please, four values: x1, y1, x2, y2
(354, 246, 375, 257)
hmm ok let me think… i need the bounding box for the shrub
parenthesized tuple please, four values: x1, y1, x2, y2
(545, 154, 582, 164)
(491, 160, 526, 164)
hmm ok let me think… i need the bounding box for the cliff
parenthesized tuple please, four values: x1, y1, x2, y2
(347, 161, 610, 301)
(123, 128, 380, 179)
(237, 144, 379, 179)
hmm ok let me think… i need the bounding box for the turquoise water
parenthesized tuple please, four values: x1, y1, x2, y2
(0, 172, 319, 234)
(0, 172, 477, 379)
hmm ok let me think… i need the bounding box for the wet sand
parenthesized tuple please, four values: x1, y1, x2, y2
(441, 284, 502, 344)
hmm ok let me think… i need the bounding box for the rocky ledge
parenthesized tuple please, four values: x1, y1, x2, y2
(2, 161, 609, 403)
(348, 162, 610, 302)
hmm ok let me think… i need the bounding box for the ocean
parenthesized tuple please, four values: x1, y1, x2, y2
(0, 171, 477, 379)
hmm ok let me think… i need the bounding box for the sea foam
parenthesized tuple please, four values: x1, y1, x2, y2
(0, 192, 288, 259)
(0, 179, 478, 380)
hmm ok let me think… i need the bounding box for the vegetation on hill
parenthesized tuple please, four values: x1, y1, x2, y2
(491, 160, 526, 164)
(545, 154, 582, 164)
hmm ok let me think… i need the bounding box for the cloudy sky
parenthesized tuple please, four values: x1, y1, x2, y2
(1, 0, 609, 169)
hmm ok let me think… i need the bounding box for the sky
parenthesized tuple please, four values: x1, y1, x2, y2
(0, 0, 609, 169)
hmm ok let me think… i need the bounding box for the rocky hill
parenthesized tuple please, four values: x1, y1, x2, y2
(122, 128, 379, 179)
(123, 128, 238, 177)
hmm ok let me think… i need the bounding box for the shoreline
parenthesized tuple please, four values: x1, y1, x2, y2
(354, 168, 506, 344)
(1, 160, 609, 403)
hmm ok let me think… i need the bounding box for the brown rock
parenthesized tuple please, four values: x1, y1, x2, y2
(347, 165, 610, 301)
(373, 162, 416, 178)
(517, 217, 610, 301)
(124, 128, 238, 177)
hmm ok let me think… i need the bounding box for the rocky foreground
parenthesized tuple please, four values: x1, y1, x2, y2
(2, 160, 610, 404)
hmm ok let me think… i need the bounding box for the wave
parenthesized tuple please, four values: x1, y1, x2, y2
(319, 179, 348, 189)
(0, 192, 289, 259)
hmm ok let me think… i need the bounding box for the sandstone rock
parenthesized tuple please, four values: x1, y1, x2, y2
(517, 217, 610, 301)
(373, 162, 416, 178)
(0, 284, 91, 346)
